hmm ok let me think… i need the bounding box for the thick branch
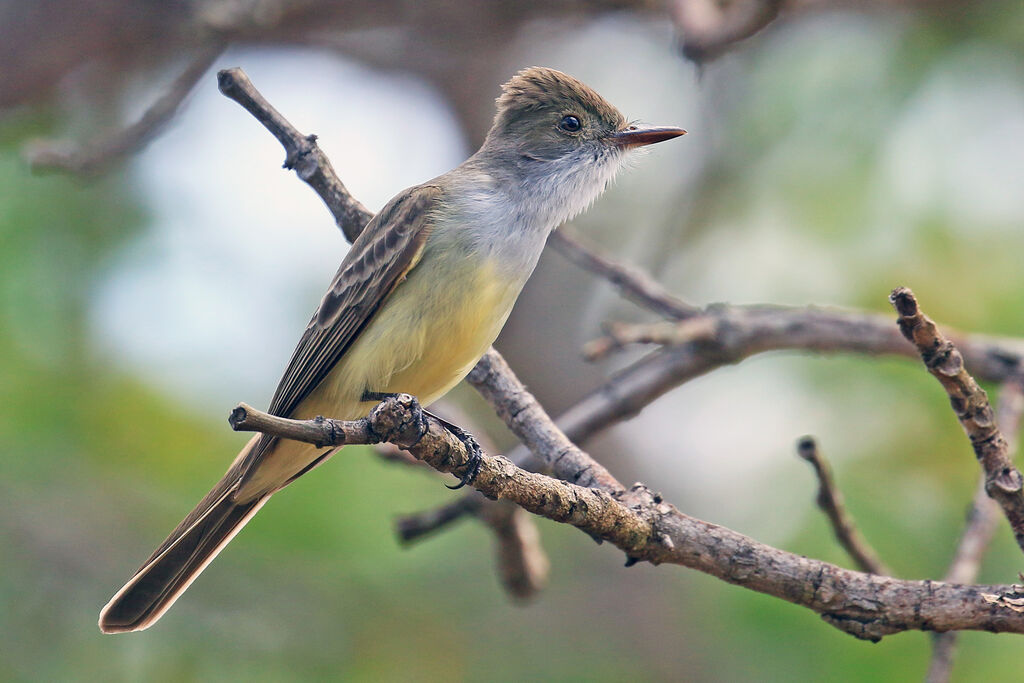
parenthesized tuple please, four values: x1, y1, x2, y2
(229, 398, 1024, 640)
(26, 44, 225, 175)
(891, 288, 1024, 555)
(467, 349, 623, 492)
(230, 398, 652, 553)
(797, 437, 890, 576)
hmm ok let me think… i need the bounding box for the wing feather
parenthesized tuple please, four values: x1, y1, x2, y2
(239, 183, 441, 477)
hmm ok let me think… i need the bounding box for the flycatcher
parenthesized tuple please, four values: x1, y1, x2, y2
(99, 66, 685, 633)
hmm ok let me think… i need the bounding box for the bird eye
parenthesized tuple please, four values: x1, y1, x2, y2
(559, 115, 582, 132)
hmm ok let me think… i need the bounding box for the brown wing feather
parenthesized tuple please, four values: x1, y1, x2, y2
(240, 183, 441, 475)
(141, 184, 440, 565)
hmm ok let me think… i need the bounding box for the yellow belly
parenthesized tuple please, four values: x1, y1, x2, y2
(239, 255, 520, 498)
(316, 255, 519, 417)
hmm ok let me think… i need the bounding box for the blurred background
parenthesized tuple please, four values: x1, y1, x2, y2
(2, 0, 1024, 680)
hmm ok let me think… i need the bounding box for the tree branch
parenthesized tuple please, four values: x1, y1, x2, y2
(26, 44, 225, 175)
(216, 67, 373, 241)
(467, 349, 623, 492)
(891, 287, 1024, 554)
(548, 228, 699, 320)
(927, 379, 1024, 683)
(229, 398, 1024, 640)
(797, 437, 890, 576)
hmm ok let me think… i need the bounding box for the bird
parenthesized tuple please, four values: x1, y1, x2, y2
(99, 66, 685, 633)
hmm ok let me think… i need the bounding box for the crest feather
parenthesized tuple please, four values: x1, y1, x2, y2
(493, 67, 625, 131)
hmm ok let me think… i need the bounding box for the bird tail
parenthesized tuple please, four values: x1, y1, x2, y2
(99, 439, 271, 634)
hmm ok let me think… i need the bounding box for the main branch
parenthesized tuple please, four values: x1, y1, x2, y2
(229, 398, 1024, 640)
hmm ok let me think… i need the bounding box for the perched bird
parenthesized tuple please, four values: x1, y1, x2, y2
(99, 66, 685, 633)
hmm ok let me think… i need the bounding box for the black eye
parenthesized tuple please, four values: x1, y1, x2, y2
(559, 115, 581, 132)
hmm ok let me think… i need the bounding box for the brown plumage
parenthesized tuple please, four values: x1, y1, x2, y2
(98, 186, 438, 633)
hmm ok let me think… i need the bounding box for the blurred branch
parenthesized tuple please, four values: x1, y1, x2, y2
(548, 228, 699, 320)
(583, 318, 716, 360)
(24, 44, 225, 176)
(797, 437, 890, 576)
(891, 287, 1024, 554)
(560, 302, 1024, 460)
(229, 397, 1024, 640)
(584, 303, 1024, 383)
(927, 379, 1024, 683)
(476, 500, 551, 601)
(671, 0, 783, 62)
(396, 495, 483, 543)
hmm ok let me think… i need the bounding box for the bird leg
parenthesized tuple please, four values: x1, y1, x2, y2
(362, 391, 483, 489)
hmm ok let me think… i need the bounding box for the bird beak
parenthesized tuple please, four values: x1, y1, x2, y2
(608, 125, 687, 148)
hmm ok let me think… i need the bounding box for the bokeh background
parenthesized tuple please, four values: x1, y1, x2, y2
(2, 1, 1024, 680)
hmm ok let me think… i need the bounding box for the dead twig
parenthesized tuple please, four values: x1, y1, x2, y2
(891, 287, 1024, 554)
(797, 437, 890, 576)
(216, 67, 373, 242)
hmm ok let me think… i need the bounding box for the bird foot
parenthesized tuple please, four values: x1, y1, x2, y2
(362, 391, 483, 489)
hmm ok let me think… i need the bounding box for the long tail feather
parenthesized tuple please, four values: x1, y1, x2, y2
(98, 444, 272, 635)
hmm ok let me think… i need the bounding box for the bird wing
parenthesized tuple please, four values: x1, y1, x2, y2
(241, 183, 441, 475)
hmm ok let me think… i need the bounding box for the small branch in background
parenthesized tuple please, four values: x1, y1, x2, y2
(797, 437, 890, 576)
(25, 44, 225, 176)
(927, 379, 1024, 683)
(549, 229, 699, 320)
(583, 317, 717, 360)
(216, 67, 373, 241)
(670, 0, 785, 62)
(476, 501, 551, 601)
(569, 302, 1024, 446)
(396, 495, 484, 543)
(890, 287, 1024, 554)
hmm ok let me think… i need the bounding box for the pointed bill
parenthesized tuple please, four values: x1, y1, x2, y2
(608, 126, 687, 148)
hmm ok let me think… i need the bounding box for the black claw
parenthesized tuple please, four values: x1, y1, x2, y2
(362, 390, 397, 402)
(445, 429, 482, 490)
(363, 394, 482, 489)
